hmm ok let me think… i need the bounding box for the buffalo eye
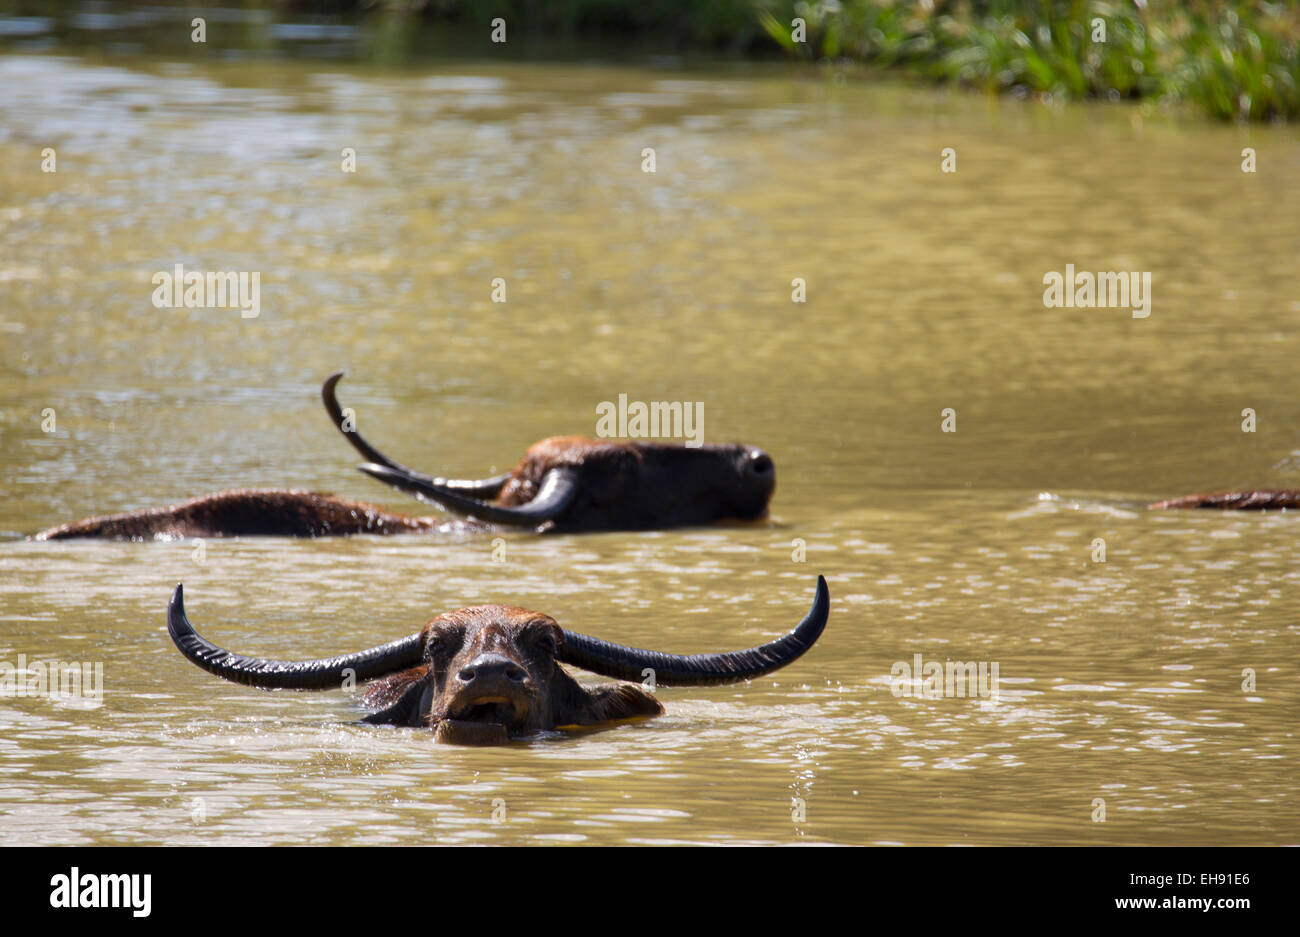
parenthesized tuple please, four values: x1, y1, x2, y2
(522, 620, 559, 656)
(424, 628, 464, 664)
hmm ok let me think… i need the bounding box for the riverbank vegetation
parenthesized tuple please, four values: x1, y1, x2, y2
(757, 1, 1299, 122)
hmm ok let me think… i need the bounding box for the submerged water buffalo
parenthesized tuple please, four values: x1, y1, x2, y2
(34, 372, 776, 540)
(166, 575, 830, 745)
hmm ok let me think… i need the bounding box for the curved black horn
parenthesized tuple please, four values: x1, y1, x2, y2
(358, 463, 580, 527)
(559, 575, 830, 687)
(167, 584, 424, 690)
(322, 371, 511, 499)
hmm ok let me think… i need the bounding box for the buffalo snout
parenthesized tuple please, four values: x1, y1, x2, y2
(450, 652, 532, 718)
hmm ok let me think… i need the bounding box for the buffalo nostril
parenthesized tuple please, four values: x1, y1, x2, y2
(458, 655, 526, 684)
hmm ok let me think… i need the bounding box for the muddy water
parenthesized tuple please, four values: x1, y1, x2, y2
(0, 46, 1298, 845)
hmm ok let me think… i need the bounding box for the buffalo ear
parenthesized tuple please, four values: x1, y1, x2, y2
(362, 666, 433, 727)
(561, 682, 664, 729)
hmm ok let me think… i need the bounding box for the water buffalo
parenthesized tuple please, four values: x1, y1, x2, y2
(1148, 490, 1300, 510)
(166, 575, 830, 744)
(34, 372, 776, 540)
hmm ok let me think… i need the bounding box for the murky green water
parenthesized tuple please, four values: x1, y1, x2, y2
(1, 34, 1298, 844)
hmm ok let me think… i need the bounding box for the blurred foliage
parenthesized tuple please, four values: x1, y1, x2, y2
(756, 1, 1300, 121)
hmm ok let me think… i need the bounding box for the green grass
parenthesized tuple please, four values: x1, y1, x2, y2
(757, 1, 1300, 121)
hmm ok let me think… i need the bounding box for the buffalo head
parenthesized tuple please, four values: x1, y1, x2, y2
(166, 575, 830, 745)
(32, 374, 777, 540)
(324, 372, 776, 533)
